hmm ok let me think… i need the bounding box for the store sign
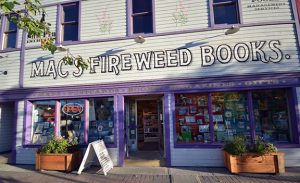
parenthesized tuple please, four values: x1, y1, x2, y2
(30, 39, 289, 79)
(247, 0, 287, 11)
(62, 103, 83, 116)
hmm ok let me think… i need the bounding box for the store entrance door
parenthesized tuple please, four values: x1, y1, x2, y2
(124, 95, 165, 167)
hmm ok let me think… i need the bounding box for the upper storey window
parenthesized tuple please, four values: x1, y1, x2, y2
(132, 0, 153, 34)
(3, 15, 17, 48)
(213, 0, 240, 25)
(61, 2, 79, 41)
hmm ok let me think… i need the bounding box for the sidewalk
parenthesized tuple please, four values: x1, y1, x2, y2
(0, 164, 299, 183)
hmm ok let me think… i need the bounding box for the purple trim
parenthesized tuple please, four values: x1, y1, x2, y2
(291, 0, 300, 48)
(1, 72, 300, 102)
(0, 48, 20, 53)
(117, 95, 125, 166)
(291, 87, 300, 144)
(126, 0, 132, 36)
(11, 101, 19, 164)
(78, 1, 82, 41)
(237, 0, 243, 24)
(24, 20, 296, 49)
(56, 4, 62, 44)
(163, 93, 172, 167)
(0, 15, 5, 50)
(208, 93, 214, 143)
(247, 91, 256, 143)
(24, 101, 32, 145)
(152, 0, 156, 34)
(84, 99, 88, 144)
(209, 0, 214, 26)
(55, 100, 60, 136)
(174, 143, 222, 148)
(19, 31, 27, 88)
(15, 26, 19, 49)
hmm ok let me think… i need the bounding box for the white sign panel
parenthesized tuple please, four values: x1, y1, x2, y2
(77, 140, 113, 175)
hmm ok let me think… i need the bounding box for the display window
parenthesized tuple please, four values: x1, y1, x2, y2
(212, 92, 249, 143)
(175, 93, 211, 143)
(31, 101, 56, 144)
(253, 89, 291, 143)
(88, 97, 114, 144)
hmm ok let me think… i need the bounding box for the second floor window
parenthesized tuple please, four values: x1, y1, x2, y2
(213, 0, 240, 25)
(61, 2, 79, 41)
(3, 15, 17, 48)
(132, 0, 153, 34)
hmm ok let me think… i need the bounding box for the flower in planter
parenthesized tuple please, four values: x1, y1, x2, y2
(39, 135, 79, 154)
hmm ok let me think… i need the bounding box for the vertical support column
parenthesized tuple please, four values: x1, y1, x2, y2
(290, 87, 300, 144)
(84, 99, 89, 144)
(208, 93, 214, 143)
(23, 101, 32, 145)
(291, 0, 300, 48)
(55, 101, 60, 136)
(247, 91, 256, 143)
(116, 95, 125, 167)
(163, 93, 173, 167)
(11, 101, 19, 164)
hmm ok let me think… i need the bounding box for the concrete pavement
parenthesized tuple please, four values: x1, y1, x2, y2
(0, 164, 299, 183)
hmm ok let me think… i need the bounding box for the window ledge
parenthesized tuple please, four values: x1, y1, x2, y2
(0, 48, 20, 53)
(174, 143, 223, 148)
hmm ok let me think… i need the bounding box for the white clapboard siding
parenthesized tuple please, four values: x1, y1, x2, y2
(0, 51, 20, 90)
(241, 0, 293, 23)
(23, 24, 300, 88)
(155, 0, 209, 33)
(80, 0, 126, 41)
(0, 102, 14, 152)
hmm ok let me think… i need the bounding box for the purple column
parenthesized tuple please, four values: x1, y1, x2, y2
(56, 4, 62, 44)
(84, 99, 89, 144)
(0, 16, 6, 49)
(24, 101, 32, 145)
(208, 93, 214, 143)
(117, 95, 125, 166)
(55, 101, 60, 136)
(290, 88, 300, 144)
(11, 101, 19, 164)
(247, 91, 256, 143)
(163, 93, 172, 167)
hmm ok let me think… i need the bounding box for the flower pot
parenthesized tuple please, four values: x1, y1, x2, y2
(36, 151, 82, 172)
(224, 151, 285, 174)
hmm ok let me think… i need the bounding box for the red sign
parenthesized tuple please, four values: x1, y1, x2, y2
(62, 103, 83, 116)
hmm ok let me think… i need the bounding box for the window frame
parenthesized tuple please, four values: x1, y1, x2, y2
(209, 0, 243, 28)
(57, 2, 81, 43)
(0, 14, 18, 49)
(127, 0, 156, 36)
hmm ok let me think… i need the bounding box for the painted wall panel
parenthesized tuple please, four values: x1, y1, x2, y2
(23, 24, 300, 88)
(0, 51, 20, 90)
(0, 102, 14, 152)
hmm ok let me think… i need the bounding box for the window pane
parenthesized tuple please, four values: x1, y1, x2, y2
(31, 101, 55, 144)
(133, 14, 153, 34)
(6, 16, 17, 31)
(4, 32, 17, 48)
(214, 4, 239, 24)
(63, 24, 78, 41)
(132, 0, 152, 13)
(175, 93, 210, 144)
(253, 89, 291, 143)
(212, 92, 249, 143)
(63, 3, 79, 22)
(60, 100, 85, 144)
(89, 97, 114, 144)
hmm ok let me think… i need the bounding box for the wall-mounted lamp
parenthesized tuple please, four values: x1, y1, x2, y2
(134, 35, 145, 44)
(225, 25, 240, 35)
(0, 71, 7, 75)
(57, 44, 68, 52)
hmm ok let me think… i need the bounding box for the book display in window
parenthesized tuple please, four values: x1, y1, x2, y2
(175, 94, 210, 143)
(212, 92, 249, 143)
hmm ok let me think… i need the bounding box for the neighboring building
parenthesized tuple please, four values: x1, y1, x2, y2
(0, 0, 300, 167)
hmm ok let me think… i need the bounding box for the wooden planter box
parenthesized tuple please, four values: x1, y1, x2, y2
(36, 151, 81, 172)
(224, 151, 285, 174)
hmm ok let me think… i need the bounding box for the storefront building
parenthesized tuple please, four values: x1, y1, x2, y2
(0, 0, 300, 167)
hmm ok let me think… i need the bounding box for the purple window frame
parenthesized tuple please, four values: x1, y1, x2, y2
(173, 89, 297, 148)
(209, 0, 243, 27)
(1, 14, 19, 49)
(127, 0, 156, 36)
(23, 96, 117, 148)
(57, 1, 81, 43)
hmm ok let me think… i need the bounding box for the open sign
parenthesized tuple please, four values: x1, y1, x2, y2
(62, 103, 83, 116)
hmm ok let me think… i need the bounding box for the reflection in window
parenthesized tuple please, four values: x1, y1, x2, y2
(253, 89, 291, 143)
(3, 15, 17, 48)
(212, 92, 249, 142)
(132, 0, 153, 34)
(31, 101, 55, 144)
(175, 93, 210, 143)
(89, 97, 114, 144)
(60, 99, 85, 144)
(61, 3, 79, 41)
(213, 0, 239, 25)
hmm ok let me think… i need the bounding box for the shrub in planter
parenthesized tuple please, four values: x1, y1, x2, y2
(223, 136, 285, 174)
(36, 136, 81, 172)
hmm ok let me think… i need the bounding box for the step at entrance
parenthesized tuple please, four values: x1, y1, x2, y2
(0, 152, 12, 164)
(125, 151, 165, 167)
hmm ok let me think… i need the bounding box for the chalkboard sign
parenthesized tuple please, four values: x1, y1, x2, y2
(77, 140, 113, 175)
